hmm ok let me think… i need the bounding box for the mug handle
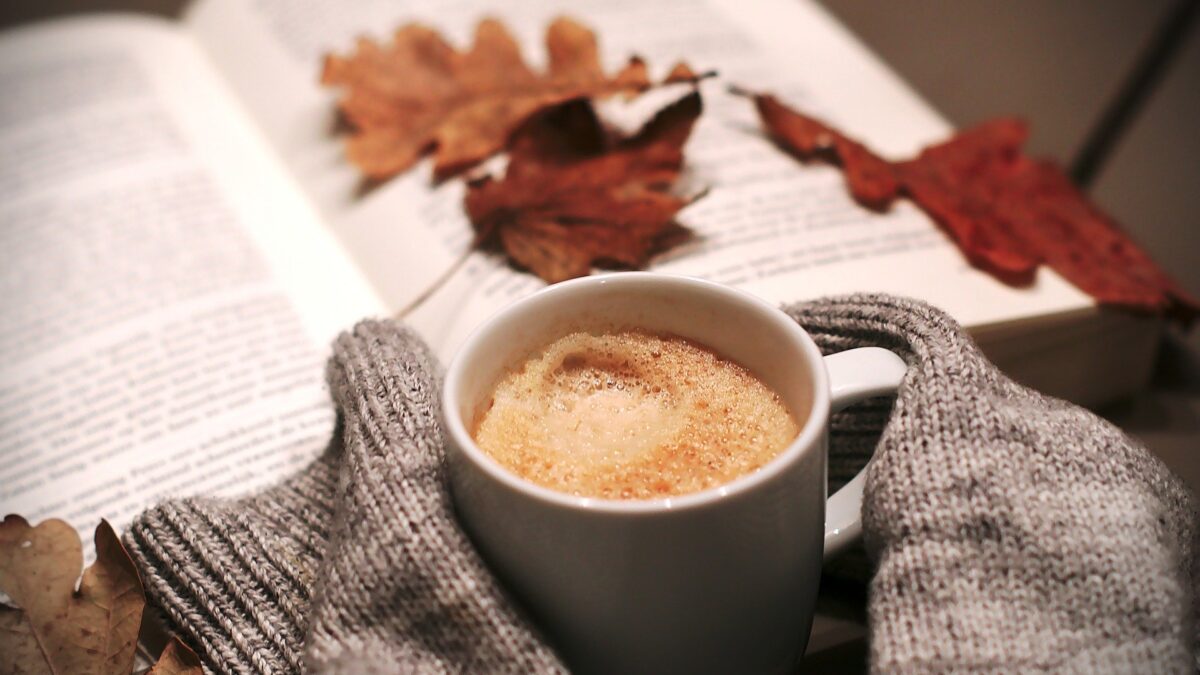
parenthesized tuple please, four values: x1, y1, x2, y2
(821, 347, 908, 560)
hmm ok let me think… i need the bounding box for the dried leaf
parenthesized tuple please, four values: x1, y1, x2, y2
(750, 92, 898, 210)
(146, 637, 203, 675)
(743, 90, 1200, 321)
(323, 16, 696, 181)
(897, 120, 1200, 316)
(894, 119, 1040, 283)
(0, 516, 144, 675)
(466, 92, 703, 283)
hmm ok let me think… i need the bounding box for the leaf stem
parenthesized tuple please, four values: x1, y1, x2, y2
(393, 246, 477, 319)
(726, 84, 756, 99)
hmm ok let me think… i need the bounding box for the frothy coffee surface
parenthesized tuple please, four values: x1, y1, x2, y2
(471, 330, 799, 499)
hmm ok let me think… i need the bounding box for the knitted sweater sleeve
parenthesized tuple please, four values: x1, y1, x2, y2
(124, 297, 1198, 674)
(787, 295, 1199, 673)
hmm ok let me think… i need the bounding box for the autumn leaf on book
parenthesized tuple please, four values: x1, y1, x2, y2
(0, 515, 203, 674)
(465, 91, 704, 283)
(740, 89, 1199, 322)
(322, 16, 699, 182)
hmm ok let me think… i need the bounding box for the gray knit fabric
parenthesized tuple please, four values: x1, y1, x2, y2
(787, 296, 1199, 673)
(125, 295, 1199, 674)
(127, 322, 566, 674)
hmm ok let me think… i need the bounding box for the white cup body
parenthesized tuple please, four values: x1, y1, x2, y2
(442, 273, 834, 675)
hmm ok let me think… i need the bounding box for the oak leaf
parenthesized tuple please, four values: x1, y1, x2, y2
(322, 16, 696, 182)
(465, 91, 703, 283)
(0, 516, 144, 675)
(742, 89, 1199, 321)
(146, 637, 204, 675)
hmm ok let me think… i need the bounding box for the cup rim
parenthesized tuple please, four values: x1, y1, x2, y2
(441, 272, 831, 514)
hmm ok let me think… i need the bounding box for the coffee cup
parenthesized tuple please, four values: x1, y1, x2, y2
(442, 273, 905, 674)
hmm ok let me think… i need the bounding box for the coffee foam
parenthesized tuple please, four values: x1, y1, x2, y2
(471, 330, 800, 499)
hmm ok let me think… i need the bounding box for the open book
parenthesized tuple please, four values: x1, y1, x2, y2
(0, 0, 1160, 558)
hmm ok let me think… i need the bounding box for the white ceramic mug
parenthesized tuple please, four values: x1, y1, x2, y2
(442, 273, 906, 674)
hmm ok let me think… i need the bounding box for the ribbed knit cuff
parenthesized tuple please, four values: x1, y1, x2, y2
(125, 449, 340, 674)
(307, 319, 567, 673)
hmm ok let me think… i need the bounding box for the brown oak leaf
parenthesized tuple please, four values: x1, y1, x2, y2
(465, 91, 703, 283)
(146, 637, 204, 675)
(0, 516, 144, 675)
(742, 89, 1200, 321)
(322, 16, 697, 182)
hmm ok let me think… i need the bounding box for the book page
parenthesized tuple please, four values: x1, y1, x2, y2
(0, 17, 384, 548)
(186, 0, 1093, 353)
